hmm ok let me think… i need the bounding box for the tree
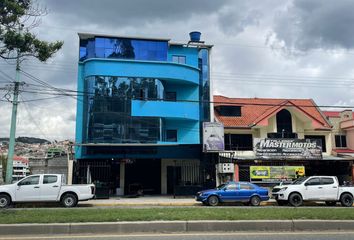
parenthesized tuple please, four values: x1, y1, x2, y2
(0, 0, 63, 61)
(0, 0, 63, 183)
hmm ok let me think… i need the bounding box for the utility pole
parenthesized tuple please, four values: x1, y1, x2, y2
(5, 27, 21, 184)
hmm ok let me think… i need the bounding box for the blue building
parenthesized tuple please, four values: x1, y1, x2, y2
(75, 32, 213, 195)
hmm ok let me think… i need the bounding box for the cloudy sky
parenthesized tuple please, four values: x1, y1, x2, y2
(1, 0, 354, 141)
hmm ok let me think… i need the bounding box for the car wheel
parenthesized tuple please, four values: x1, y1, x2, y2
(340, 193, 353, 207)
(277, 200, 288, 206)
(207, 195, 219, 206)
(325, 201, 337, 206)
(288, 193, 303, 207)
(61, 193, 78, 208)
(0, 194, 11, 208)
(250, 196, 261, 206)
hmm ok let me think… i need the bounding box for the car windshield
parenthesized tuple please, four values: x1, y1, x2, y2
(216, 184, 227, 190)
(291, 177, 309, 185)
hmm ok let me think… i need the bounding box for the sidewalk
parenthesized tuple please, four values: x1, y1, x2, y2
(80, 195, 277, 207)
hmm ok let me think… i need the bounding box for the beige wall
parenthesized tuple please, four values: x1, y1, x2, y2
(328, 115, 354, 150)
(224, 109, 333, 156)
(347, 129, 354, 150)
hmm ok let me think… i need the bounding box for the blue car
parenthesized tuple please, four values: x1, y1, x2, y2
(195, 181, 269, 206)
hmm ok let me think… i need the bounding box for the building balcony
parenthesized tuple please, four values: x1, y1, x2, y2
(80, 58, 200, 85)
(131, 100, 199, 121)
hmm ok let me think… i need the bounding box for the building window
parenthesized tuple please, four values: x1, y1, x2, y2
(79, 37, 168, 61)
(276, 109, 292, 134)
(304, 135, 326, 152)
(216, 106, 241, 117)
(335, 135, 347, 148)
(84, 76, 165, 144)
(165, 92, 177, 101)
(225, 134, 253, 150)
(267, 132, 298, 139)
(166, 130, 177, 142)
(172, 55, 186, 64)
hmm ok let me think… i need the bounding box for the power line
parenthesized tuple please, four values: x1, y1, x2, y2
(20, 95, 67, 102)
(19, 69, 82, 103)
(3, 61, 354, 83)
(35, 24, 354, 56)
(0, 70, 16, 82)
(212, 71, 354, 81)
(19, 94, 50, 140)
(6, 82, 354, 109)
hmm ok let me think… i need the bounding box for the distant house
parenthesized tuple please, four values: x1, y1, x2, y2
(46, 148, 66, 158)
(12, 156, 30, 182)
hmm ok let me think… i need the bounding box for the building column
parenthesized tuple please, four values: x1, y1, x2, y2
(120, 162, 125, 195)
(234, 164, 239, 182)
(67, 160, 73, 185)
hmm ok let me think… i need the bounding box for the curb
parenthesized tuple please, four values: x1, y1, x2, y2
(83, 200, 277, 207)
(1, 220, 354, 235)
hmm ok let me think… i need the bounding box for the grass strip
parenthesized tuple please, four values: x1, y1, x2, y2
(1, 207, 354, 224)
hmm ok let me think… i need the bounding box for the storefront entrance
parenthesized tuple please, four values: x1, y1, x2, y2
(124, 159, 161, 195)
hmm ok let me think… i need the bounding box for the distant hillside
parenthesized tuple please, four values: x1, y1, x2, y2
(0, 137, 50, 144)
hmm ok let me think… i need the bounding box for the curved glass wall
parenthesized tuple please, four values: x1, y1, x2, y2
(80, 37, 168, 62)
(83, 76, 165, 143)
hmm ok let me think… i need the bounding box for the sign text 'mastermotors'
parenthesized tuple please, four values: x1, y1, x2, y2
(254, 138, 322, 159)
(259, 139, 317, 149)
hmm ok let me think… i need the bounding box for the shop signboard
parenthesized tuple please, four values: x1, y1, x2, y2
(203, 122, 224, 152)
(250, 166, 305, 182)
(254, 138, 322, 159)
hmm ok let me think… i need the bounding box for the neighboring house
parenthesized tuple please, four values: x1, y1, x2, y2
(12, 156, 30, 182)
(75, 32, 213, 195)
(29, 156, 68, 180)
(29, 148, 68, 181)
(214, 95, 354, 185)
(323, 110, 354, 158)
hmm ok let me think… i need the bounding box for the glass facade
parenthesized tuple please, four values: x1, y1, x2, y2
(84, 76, 165, 143)
(80, 37, 168, 62)
(198, 49, 211, 122)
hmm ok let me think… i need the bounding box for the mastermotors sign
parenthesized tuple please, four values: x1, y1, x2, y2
(254, 138, 322, 159)
(203, 122, 224, 152)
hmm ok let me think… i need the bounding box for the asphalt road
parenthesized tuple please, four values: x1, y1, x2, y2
(1, 232, 354, 240)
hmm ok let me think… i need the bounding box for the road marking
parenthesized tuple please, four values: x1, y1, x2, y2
(1, 231, 354, 239)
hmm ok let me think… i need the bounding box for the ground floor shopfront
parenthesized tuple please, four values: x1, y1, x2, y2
(73, 145, 217, 197)
(228, 158, 354, 186)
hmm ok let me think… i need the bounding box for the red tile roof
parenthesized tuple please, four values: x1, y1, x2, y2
(214, 95, 332, 129)
(13, 156, 29, 164)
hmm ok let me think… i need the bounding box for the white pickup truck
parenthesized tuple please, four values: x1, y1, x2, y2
(0, 174, 95, 208)
(272, 176, 354, 207)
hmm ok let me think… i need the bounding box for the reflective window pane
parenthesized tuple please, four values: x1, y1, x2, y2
(80, 37, 168, 61)
(84, 76, 165, 144)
